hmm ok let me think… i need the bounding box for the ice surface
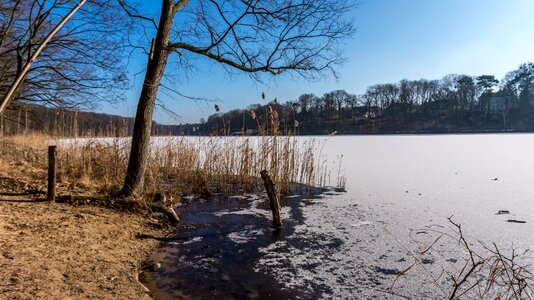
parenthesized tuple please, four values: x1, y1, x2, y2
(251, 134, 534, 298)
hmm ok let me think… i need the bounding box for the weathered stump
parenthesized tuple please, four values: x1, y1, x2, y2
(47, 145, 56, 201)
(260, 170, 282, 229)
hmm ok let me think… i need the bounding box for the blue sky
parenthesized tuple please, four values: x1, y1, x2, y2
(100, 0, 534, 124)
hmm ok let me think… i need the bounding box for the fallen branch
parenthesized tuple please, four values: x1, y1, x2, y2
(56, 194, 179, 224)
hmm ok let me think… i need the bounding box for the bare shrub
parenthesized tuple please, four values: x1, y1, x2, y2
(390, 217, 533, 300)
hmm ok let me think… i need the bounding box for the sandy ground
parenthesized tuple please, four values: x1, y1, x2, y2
(0, 162, 172, 299)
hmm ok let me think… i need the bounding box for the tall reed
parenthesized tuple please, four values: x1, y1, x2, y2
(1, 101, 345, 198)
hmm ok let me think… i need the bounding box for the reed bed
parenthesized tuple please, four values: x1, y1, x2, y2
(1, 134, 344, 199)
(139, 135, 337, 197)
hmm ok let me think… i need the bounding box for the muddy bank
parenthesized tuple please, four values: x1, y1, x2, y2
(0, 174, 173, 299)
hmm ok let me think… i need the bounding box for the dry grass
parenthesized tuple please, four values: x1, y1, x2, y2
(0, 134, 343, 200)
(144, 135, 336, 197)
(0, 133, 50, 188)
(58, 138, 129, 193)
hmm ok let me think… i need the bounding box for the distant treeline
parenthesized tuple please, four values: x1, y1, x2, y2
(0, 104, 182, 137)
(2, 63, 533, 137)
(182, 62, 534, 135)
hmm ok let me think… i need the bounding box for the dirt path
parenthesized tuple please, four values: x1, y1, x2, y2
(0, 179, 171, 299)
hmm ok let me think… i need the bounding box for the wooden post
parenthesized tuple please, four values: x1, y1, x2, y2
(48, 145, 57, 201)
(260, 170, 282, 229)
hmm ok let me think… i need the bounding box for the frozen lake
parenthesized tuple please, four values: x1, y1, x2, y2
(143, 134, 534, 299)
(327, 134, 534, 244)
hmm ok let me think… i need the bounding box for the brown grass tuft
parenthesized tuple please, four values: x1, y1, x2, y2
(1, 132, 343, 199)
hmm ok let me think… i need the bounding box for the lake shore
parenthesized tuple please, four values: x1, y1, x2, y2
(0, 162, 173, 299)
(2, 133, 534, 299)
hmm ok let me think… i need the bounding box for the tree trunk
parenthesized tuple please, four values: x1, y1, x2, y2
(120, 0, 175, 196)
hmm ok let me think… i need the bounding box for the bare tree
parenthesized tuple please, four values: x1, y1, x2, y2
(399, 79, 415, 127)
(363, 87, 378, 115)
(323, 90, 350, 121)
(0, 0, 129, 115)
(455, 75, 476, 112)
(0, 0, 88, 114)
(120, 0, 355, 196)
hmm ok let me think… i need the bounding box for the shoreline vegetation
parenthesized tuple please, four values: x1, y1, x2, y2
(2, 63, 533, 138)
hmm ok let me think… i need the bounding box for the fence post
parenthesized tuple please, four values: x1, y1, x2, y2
(260, 170, 282, 229)
(48, 145, 57, 201)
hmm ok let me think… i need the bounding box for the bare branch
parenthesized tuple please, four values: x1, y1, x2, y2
(117, 0, 158, 30)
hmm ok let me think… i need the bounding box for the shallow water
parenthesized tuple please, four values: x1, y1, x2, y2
(143, 134, 534, 299)
(140, 191, 343, 299)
